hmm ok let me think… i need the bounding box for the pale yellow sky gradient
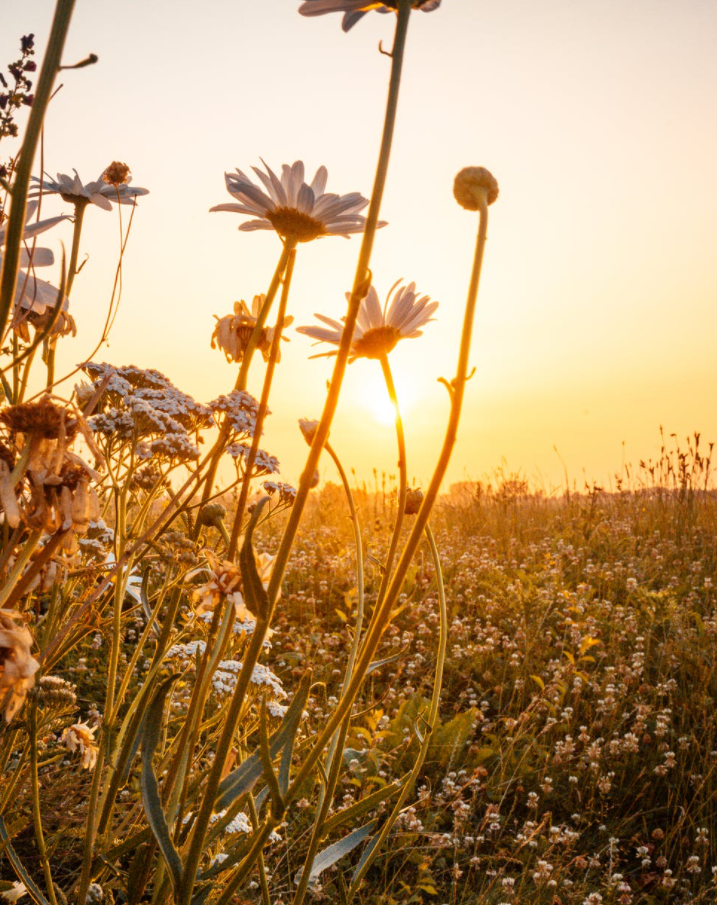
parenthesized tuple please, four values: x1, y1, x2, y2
(4, 0, 717, 492)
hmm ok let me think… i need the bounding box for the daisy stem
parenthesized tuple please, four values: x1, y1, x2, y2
(0, 0, 76, 343)
(283, 192, 491, 814)
(266, 0, 413, 616)
(66, 197, 88, 297)
(198, 242, 294, 513)
(376, 351, 407, 602)
(347, 522, 447, 901)
(292, 440, 365, 905)
(226, 246, 297, 559)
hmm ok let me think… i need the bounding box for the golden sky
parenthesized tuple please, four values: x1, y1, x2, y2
(4, 0, 717, 492)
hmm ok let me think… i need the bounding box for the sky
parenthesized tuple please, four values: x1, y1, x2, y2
(3, 0, 717, 494)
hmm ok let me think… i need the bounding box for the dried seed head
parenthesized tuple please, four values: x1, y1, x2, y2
(0, 398, 77, 439)
(405, 487, 424, 515)
(103, 161, 131, 187)
(453, 166, 499, 210)
(33, 674, 77, 710)
(298, 418, 321, 446)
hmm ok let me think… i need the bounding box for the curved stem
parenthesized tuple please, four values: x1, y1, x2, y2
(376, 351, 407, 603)
(226, 246, 297, 558)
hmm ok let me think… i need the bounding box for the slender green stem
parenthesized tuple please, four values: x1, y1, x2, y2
(285, 192, 491, 809)
(0, 530, 42, 609)
(0, 0, 77, 340)
(376, 351, 407, 604)
(347, 523, 447, 899)
(293, 441, 365, 905)
(227, 246, 297, 558)
(29, 704, 59, 905)
(264, 0, 412, 618)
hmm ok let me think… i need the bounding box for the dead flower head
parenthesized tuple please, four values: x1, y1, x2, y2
(0, 609, 40, 722)
(192, 549, 277, 622)
(61, 721, 98, 770)
(102, 161, 131, 187)
(212, 295, 293, 364)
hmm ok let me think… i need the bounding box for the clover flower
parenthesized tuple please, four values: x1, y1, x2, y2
(298, 0, 441, 32)
(297, 281, 437, 361)
(31, 167, 149, 210)
(212, 294, 293, 364)
(0, 610, 40, 722)
(210, 159, 378, 243)
(61, 721, 98, 770)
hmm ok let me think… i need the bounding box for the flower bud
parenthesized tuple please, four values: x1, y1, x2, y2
(453, 166, 499, 210)
(197, 502, 227, 526)
(405, 487, 424, 515)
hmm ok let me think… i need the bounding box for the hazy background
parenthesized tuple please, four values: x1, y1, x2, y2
(4, 0, 717, 492)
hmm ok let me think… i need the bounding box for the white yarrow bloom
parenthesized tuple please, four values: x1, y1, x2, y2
(210, 159, 380, 243)
(31, 169, 149, 209)
(298, 281, 437, 360)
(298, 0, 442, 32)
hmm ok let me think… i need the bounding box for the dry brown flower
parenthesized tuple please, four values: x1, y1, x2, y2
(102, 161, 130, 187)
(0, 609, 40, 722)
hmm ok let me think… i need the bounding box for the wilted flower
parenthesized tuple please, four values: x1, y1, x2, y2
(0, 882, 28, 903)
(31, 167, 149, 210)
(191, 549, 278, 621)
(212, 294, 293, 364)
(0, 398, 101, 549)
(298, 0, 441, 32)
(298, 418, 321, 446)
(211, 159, 379, 243)
(453, 166, 500, 210)
(297, 281, 437, 361)
(0, 609, 40, 722)
(405, 487, 423, 514)
(61, 721, 98, 770)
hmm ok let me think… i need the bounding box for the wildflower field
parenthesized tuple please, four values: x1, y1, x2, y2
(0, 2, 716, 904)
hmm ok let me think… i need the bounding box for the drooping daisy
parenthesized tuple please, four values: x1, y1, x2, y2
(297, 280, 437, 361)
(30, 167, 149, 210)
(210, 159, 379, 243)
(212, 294, 293, 364)
(61, 721, 99, 770)
(298, 0, 442, 32)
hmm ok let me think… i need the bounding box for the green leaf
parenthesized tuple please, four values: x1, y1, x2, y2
(322, 776, 407, 835)
(216, 671, 311, 811)
(140, 674, 183, 892)
(298, 821, 377, 887)
(366, 646, 408, 676)
(240, 496, 271, 619)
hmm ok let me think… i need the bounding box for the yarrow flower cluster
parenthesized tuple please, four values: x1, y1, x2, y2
(298, 281, 438, 361)
(211, 159, 378, 243)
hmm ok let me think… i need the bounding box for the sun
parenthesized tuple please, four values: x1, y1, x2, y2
(350, 367, 415, 426)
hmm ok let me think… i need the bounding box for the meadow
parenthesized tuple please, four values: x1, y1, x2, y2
(1, 3, 716, 904)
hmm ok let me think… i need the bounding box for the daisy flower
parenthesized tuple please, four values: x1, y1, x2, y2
(298, 0, 442, 32)
(297, 280, 438, 360)
(61, 721, 99, 770)
(30, 167, 149, 210)
(210, 159, 380, 243)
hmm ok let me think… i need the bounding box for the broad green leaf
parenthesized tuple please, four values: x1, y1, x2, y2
(239, 496, 271, 619)
(140, 674, 183, 892)
(297, 820, 377, 886)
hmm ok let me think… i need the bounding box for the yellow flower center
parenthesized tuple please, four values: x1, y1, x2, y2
(265, 207, 327, 243)
(352, 325, 402, 359)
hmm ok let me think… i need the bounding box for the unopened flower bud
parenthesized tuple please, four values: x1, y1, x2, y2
(299, 418, 321, 446)
(453, 166, 499, 210)
(405, 487, 424, 515)
(197, 502, 227, 526)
